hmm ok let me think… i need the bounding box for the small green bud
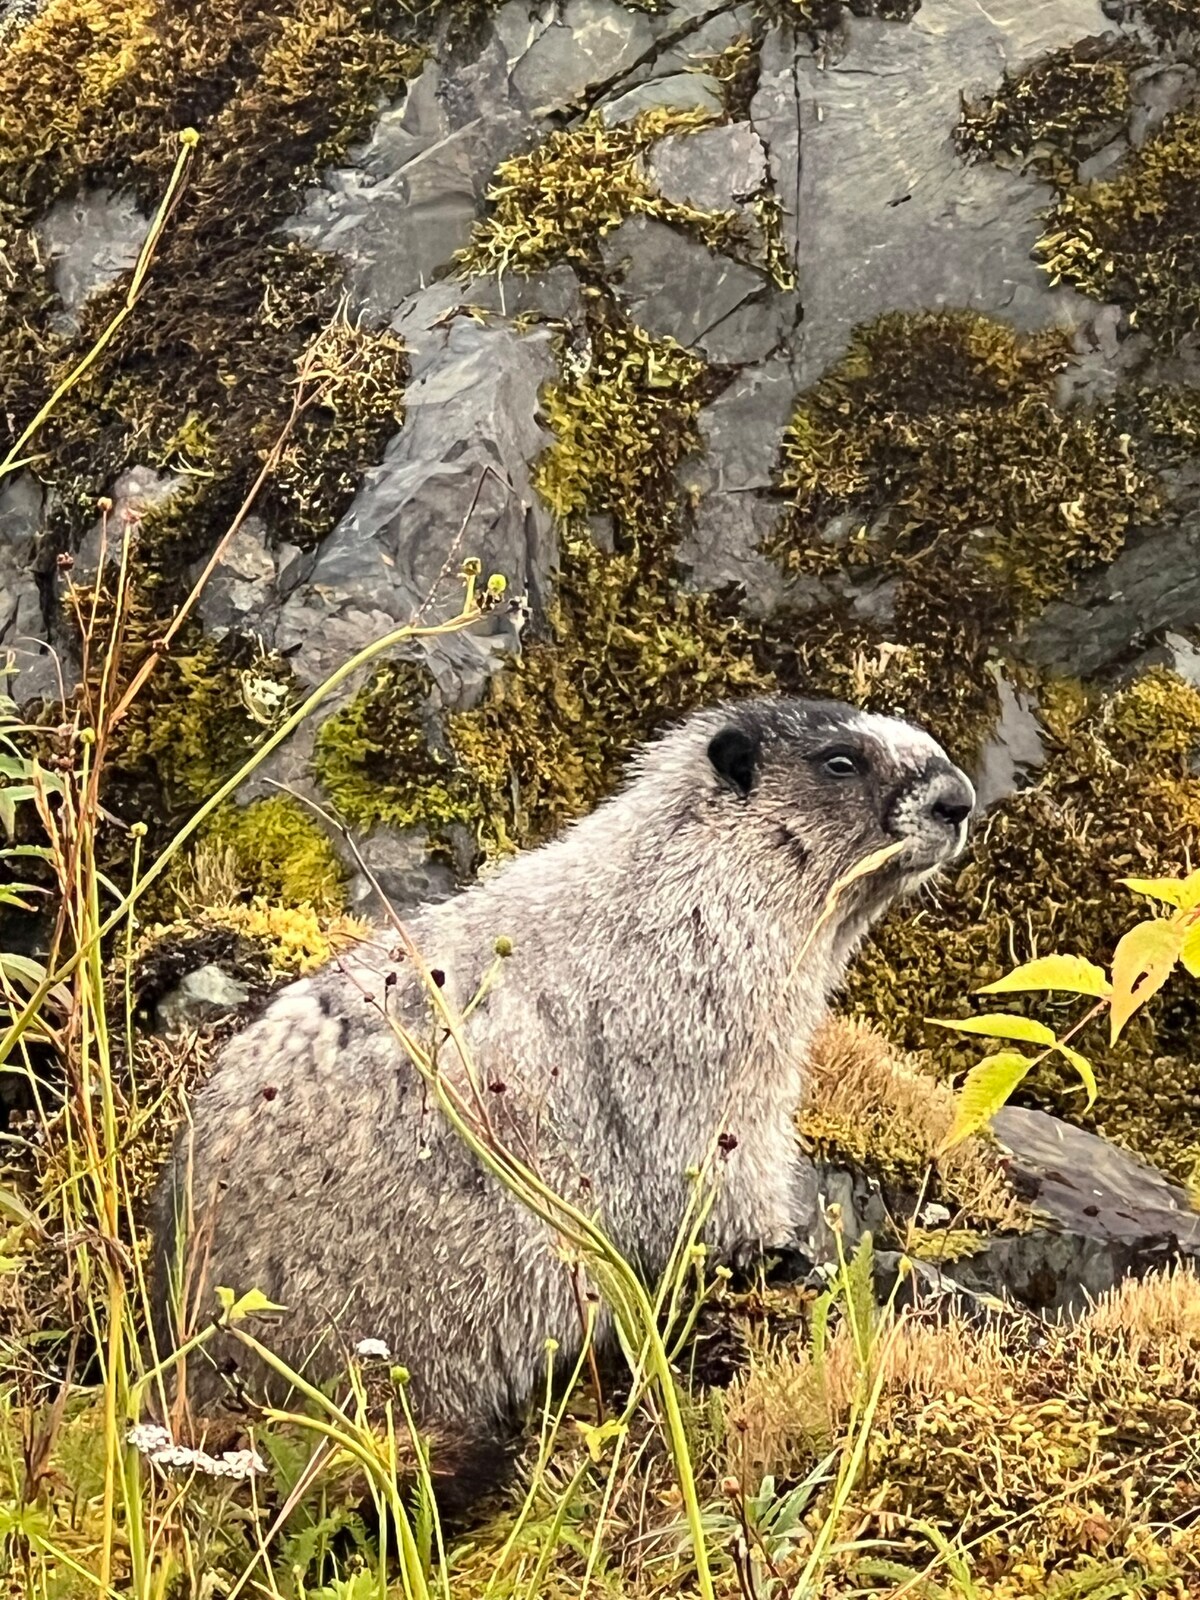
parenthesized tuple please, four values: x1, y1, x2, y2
(494, 935, 513, 957)
(391, 1365, 411, 1387)
(486, 573, 507, 595)
(130, 822, 148, 839)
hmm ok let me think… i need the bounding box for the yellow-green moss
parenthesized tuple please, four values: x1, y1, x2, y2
(314, 660, 481, 838)
(456, 108, 781, 282)
(955, 36, 1142, 183)
(760, 310, 1158, 761)
(203, 795, 347, 913)
(107, 629, 295, 814)
(1038, 105, 1200, 341)
(1, 0, 421, 592)
(850, 668, 1200, 1180)
(316, 319, 764, 855)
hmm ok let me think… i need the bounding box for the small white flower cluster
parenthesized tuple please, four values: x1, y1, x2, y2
(126, 1423, 266, 1481)
(354, 1337, 392, 1362)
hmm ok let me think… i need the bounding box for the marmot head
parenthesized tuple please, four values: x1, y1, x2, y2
(643, 695, 975, 911)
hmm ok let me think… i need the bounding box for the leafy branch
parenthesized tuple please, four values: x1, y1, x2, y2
(933, 870, 1200, 1152)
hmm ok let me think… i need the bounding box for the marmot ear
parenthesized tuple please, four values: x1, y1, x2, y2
(708, 727, 760, 798)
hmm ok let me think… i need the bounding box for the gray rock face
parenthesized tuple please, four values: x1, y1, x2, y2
(751, 0, 1109, 386)
(0, 475, 53, 705)
(155, 964, 251, 1035)
(287, 55, 528, 321)
(601, 216, 797, 364)
(1023, 513, 1200, 678)
(798, 1105, 1200, 1319)
(601, 72, 726, 123)
(646, 123, 768, 212)
(509, 0, 657, 115)
(272, 289, 556, 709)
(34, 190, 149, 325)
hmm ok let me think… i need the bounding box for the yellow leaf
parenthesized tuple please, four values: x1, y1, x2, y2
(939, 1051, 1033, 1155)
(929, 1013, 1057, 1047)
(1054, 1043, 1097, 1111)
(1109, 919, 1182, 1044)
(1121, 869, 1200, 912)
(1181, 923, 1200, 980)
(978, 954, 1110, 999)
(216, 1286, 287, 1323)
(576, 1418, 627, 1462)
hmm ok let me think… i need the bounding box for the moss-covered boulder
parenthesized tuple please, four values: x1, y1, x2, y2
(3, 0, 1200, 1177)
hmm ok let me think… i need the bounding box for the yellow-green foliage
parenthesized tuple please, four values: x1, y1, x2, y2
(851, 669, 1200, 1179)
(204, 795, 347, 913)
(457, 108, 751, 278)
(762, 310, 1158, 759)
(318, 318, 764, 854)
(955, 36, 1142, 181)
(1039, 104, 1200, 340)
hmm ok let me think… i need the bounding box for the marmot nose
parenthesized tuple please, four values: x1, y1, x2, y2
(925, 769, 975, 830)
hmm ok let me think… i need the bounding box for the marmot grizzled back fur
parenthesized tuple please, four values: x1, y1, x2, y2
(152, 695, 974, 1468)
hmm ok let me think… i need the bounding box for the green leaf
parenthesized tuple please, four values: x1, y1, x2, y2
(1180, 922, 1200, 980)
(940, 1051, 1033, 1154)
(1121, 869, 1200, 912)
(929, 1013, 1057, 1047)
(1109, 919, 1182, 1043)
(1054, 1043, 1098, 1110)
(978, 954, 1111, 1000)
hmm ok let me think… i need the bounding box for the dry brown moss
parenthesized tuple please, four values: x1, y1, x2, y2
(800, 1018, 1027, 1239)
(850, 669, 1200, 1180)
(722, 1264, 1200, 1592)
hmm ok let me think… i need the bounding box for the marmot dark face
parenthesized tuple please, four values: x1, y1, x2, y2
(702, 696, 974, 900)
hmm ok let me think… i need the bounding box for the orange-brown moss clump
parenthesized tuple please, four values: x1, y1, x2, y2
(760, 310, 1157, 763)
(850, 669, 1200, 1179)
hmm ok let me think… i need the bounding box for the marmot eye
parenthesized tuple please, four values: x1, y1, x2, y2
(816, 748, 862, 779)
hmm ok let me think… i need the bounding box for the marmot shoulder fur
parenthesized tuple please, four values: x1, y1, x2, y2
(152, 694, 973, 1470)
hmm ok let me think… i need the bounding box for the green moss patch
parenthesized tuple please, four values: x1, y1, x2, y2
(759, 309, 1157, 759)
(105, 627, 294, 814)
(955, 36, 1143, 183)
(457, 108, 785, 283)
(1038, 105, 1200, 341)
(1, 0, 420, 586)
(203, 795, 347, 913)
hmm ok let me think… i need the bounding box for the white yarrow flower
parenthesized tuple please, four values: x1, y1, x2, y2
(354, 1337, 392, 1362)
(125, 1424, 265, 1479)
